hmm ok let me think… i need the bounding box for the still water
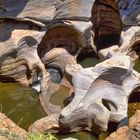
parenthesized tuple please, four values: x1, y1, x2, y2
(0, 83, 46, 131)
(134, 59, 140, 73)
(0, 57, 139, 140)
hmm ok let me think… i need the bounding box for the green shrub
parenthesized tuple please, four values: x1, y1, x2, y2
(27, 133, 58, 140)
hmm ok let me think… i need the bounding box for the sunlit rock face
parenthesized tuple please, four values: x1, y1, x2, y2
(0, 112, 27, 140)
(0, 17, 46, 85)
(106, 110, 140, 140)
(120, 25, 140, 59)
(59, 54, 140, 132)
(0, 33, 46, 85)
(0, 0, 60, 23)
(36, 0, 97, 115)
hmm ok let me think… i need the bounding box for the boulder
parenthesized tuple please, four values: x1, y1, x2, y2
(106, 110, 140, 140)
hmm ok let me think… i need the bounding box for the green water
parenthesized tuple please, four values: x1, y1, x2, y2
(50, 85, 70, 108)
(0, 83, 46, 131)
(134, 59, 140, 73)
(79, 57, 100, 68)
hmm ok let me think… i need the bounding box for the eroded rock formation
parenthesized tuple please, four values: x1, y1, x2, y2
(29, 53, 140, 133)
(39, 48, 82, 114)
(0, 34, 46, 85)
(0, 0, 140, 136)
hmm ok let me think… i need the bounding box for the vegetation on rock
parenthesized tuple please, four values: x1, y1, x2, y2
(27, 133, 58, 140)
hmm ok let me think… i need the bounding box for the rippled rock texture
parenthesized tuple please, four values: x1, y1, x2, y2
(91, 0, 122, 51)
(0, 34, 46, 85)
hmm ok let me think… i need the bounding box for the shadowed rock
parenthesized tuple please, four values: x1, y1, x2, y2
(106, 110, 140, 140)
(91, 0, 122, 51)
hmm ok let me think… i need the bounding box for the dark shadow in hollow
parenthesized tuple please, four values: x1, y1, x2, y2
(91, 0, 122, 52)
(77, 48, 99, 62)
(129, 90, 140, 103)
(0, 76, 17, 82)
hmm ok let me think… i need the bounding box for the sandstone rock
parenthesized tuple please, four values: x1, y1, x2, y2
(0, 21, 46, 85)
(91, 0, 122, 51)
(29, 114, 60, 134)
(106, 110, 140, 140)
(0, 112, 27, 140)
(29, 54, 140, 134)
(120, 26, 140, 58)
(118, 0, 140, 58)
(39, 48, 82, 114)
(59, 54, 140, 132)
(0, 0, 140, 136)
